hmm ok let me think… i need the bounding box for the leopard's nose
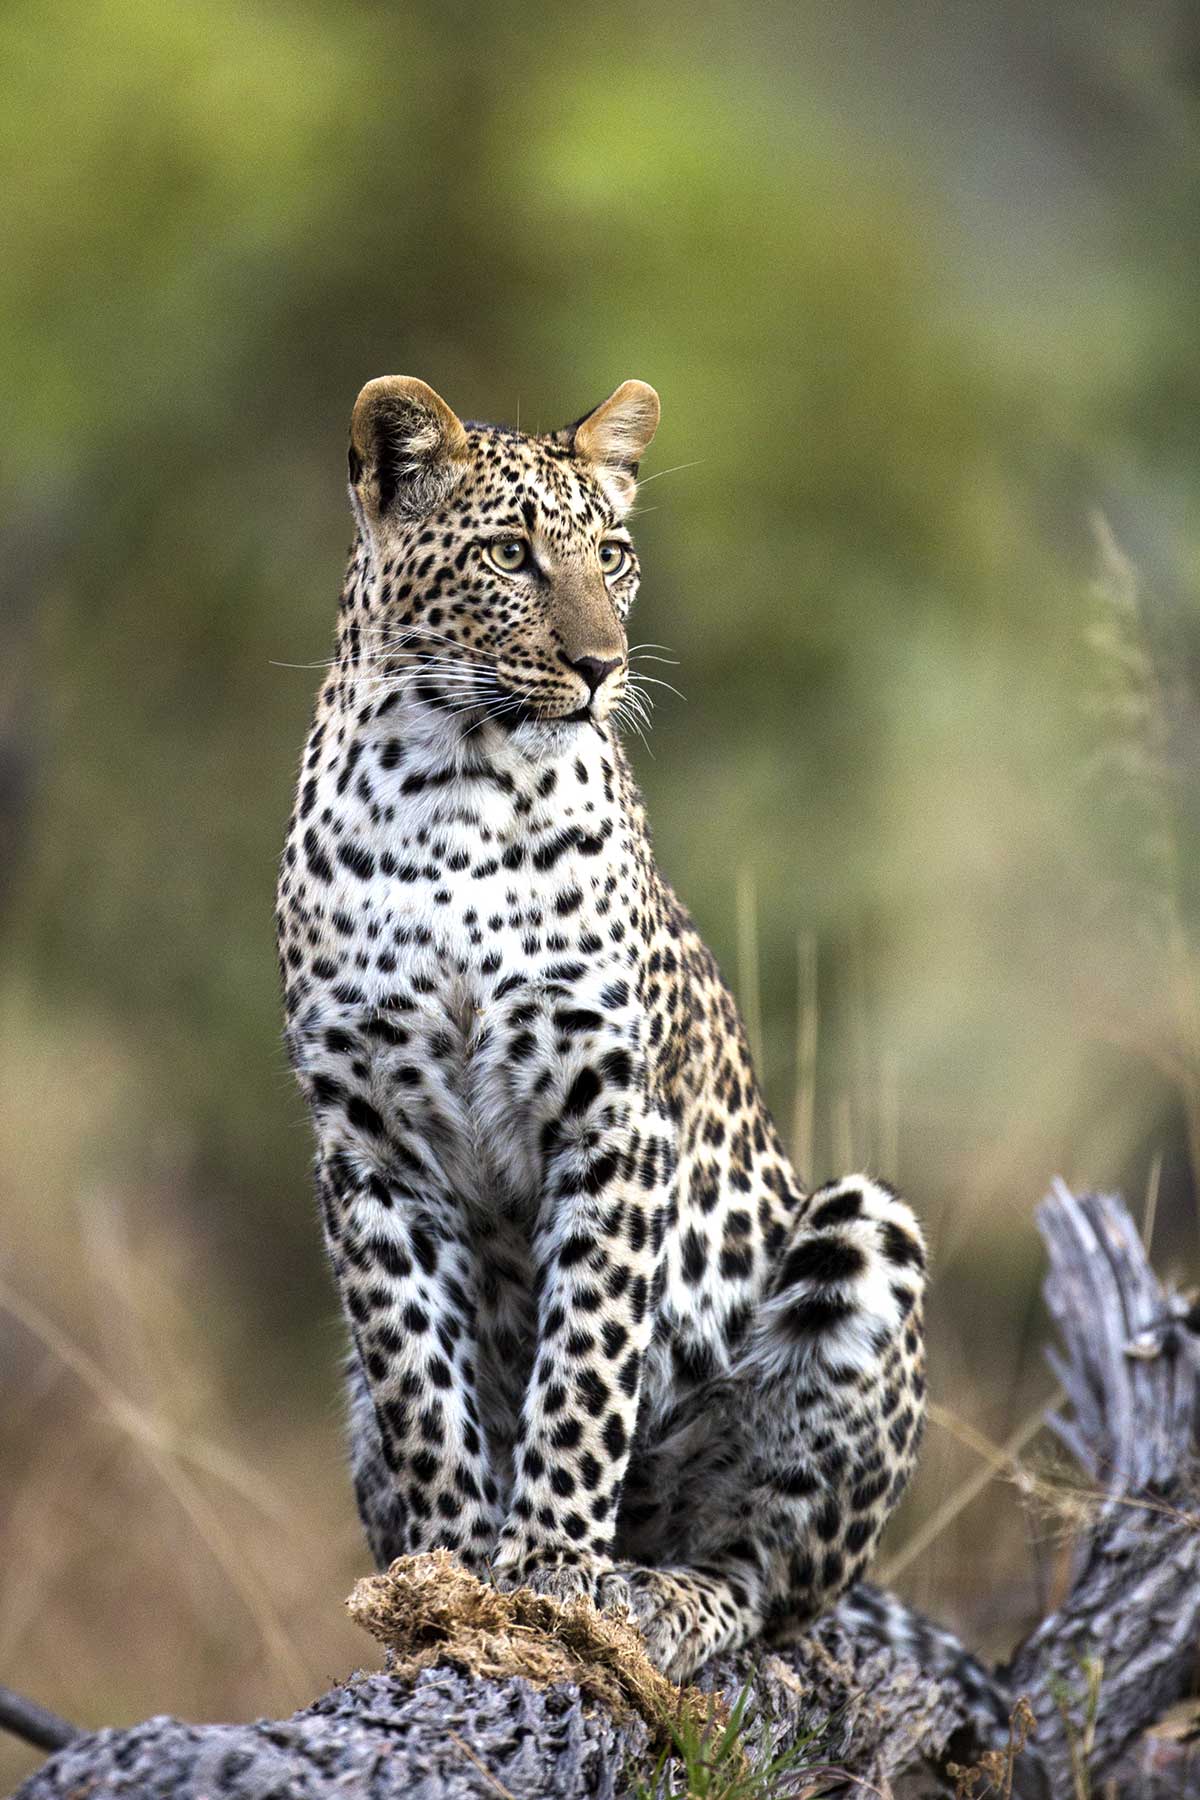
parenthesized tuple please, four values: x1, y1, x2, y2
(565, 654, 623, 696)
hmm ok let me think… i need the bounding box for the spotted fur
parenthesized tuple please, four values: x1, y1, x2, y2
(277, 376, 927, 1680)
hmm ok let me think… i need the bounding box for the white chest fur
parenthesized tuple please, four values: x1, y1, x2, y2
(285, 708, 639, 1219)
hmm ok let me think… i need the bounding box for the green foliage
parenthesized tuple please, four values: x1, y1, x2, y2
(1049, 1657, 1105, 1800)
(630, 1682, 831, 1800)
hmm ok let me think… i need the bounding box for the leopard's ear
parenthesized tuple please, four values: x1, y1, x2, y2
(566, 380, 660, 509)
(348, 377, 470, 528)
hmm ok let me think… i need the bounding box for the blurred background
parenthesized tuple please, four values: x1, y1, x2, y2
(3, 0, 1200, 1784)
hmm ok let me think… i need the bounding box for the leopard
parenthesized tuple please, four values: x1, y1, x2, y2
(276, 375, 929, 1682)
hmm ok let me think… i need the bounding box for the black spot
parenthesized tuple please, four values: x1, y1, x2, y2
(881, 1221, 925, 1270)
(606, 1264, 630, 1301)
(814, 1497, 841, 1542)
(810, 1188, 863, 1229)
(563, 1066, 601, 1116)
(373, 1238, 412, 1280)
(617, 1355, 640, 1397)
(783, 1292, 856, 1339)
(559, 1233, 596, 1269)
(889, 1408, 914, 1453)
(337, 841, 377, 881)
(779, 1236, 867, 1290)
(364, 1015, 408, 1047)
(411, 1450, 439, 1484)
(602, 1413, 628, 1459)
(820, 1551, 845, 1592)
(851, 1473, 888, 1512)
(304, 828, 333, 882)
(584, 1151, 619, 1195)
(577, 1368, 609, 1413)
(556, 1007, 602, 1033)
(600, 1049, 633, 1088)
(844, 1518, 872, 1554)
(346, 1094, 385, 1137)
(410, 1225, 439, 1275)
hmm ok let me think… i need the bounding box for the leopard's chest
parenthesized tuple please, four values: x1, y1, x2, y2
(286, 780, 640, 1218)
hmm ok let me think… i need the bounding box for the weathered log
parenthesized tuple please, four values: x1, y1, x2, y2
(1000, 1184, 1200, 1797)
(9, 1186, 1198, 1800)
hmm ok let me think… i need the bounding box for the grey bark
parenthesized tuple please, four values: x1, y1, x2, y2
(9, 1186, 1199, 1800)
(1002, 1184, 1200, 1797)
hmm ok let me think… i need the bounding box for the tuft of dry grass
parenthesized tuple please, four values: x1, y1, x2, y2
(947, 1694, 1037, 1799)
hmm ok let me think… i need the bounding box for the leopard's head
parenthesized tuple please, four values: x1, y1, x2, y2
(345, 377, 659, 733)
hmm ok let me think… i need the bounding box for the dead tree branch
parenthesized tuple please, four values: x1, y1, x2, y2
(0, 1693, 77, 1760)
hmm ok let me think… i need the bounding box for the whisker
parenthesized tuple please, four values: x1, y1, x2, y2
(460, 685, 532, 740)
(376, 666, 491, 686)
(629, 674, 686, 702)
(618, 686, 655, 727)
(441, 688, 506, 718)
(613, 696, 654, 759)
(367, 659, 496, 690)
(634, 459, 705, 486)
(370, 681, 493, 704)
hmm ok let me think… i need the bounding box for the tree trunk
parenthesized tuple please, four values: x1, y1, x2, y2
(10, 1186, 1199, 1800)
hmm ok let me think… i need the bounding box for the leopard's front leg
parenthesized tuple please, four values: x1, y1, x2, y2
(492, 1078, 674, 1601)
(319, 1147, 502, 1572)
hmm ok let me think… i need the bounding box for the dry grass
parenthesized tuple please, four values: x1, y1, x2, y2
(947, 1695, 1038, 1799)
(0, 1002, 365, 1791)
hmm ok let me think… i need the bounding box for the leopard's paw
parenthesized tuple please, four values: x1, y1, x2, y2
(596, 1563, 720, 1682)
(490, 1540, 614, 1605)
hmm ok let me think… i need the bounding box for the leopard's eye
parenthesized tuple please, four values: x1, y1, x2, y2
(485, 538, 530, 574)
(598, 540, 630, 579)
